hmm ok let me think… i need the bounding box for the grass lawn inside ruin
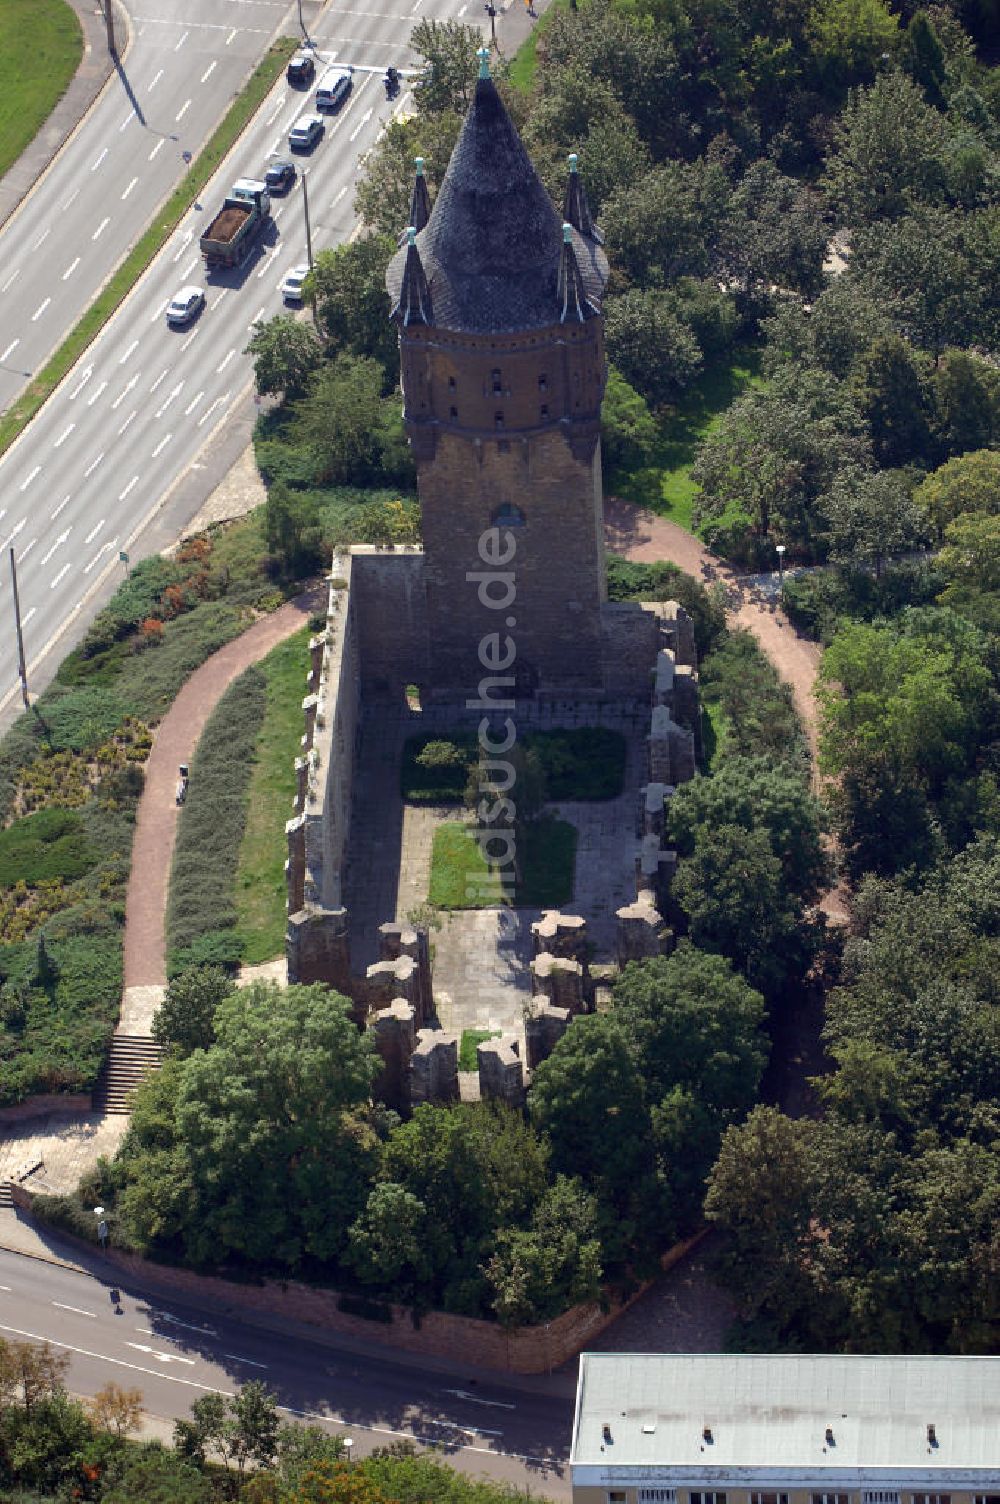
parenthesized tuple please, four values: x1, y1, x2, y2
(428, 818, 577, 909)
(235, 626, 311, 963)
(0, 0, 82, 181)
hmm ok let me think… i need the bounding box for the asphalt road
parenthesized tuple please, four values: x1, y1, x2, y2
(0, 0, 483, 722)
(0, 1246, 573, 1495)
(0, 0, 296, 418)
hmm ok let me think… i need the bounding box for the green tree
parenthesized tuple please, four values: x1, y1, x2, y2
(666, 757, 829, 902)
(849, 208, 982, 354)
(721, 160, 827, 310)
(292, 354, 404, 487)
(345, 1181, 434, 1297)
(938, 512, 1000, 613)
(851, 333, 934, 468)
(246, 316, 322, 399)
(411, 18, 482, 115)
(822, 71, 950, 223)
(914, 449, 1000, 539)
(900, 11, 946, 105)
(151, 965, 234, 1057)
(355, 113, 462, 237)
(602, 159, 730, 288)
(672, 823, 812, 995)
(604, 288, 703, 406)
(931, 349, 1000, 459)
(175, 1382, 280, 1480)
(263, 482, 324, 576)
(309, 235, 399, 379)
(807, 0, 899, 91)
(484, 1176, 603, 1327)
(101, 1442, 213, 1503)
(820, 466, 925, 577)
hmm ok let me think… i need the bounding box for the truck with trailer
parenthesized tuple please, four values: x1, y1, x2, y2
(199, 179, 272, 269)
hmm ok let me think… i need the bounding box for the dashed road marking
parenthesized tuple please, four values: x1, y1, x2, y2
(91, 147, 108, 172)
(62, 257, 80, 280)
(92, 216, 110, 240)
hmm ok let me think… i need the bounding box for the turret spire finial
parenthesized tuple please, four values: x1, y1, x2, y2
(477, 46, 491, 80)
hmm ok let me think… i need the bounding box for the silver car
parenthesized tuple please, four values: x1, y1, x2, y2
(166, 285, 205, 326)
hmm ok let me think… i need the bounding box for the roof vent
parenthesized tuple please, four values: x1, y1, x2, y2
(703, 1427, 713, 1445)
(602, 1424, 613, 1445)
(927, 1424, 937, 1448)
(825, 1427, 835, 1447)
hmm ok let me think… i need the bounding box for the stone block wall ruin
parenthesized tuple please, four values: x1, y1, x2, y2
(285, 545, 702, 1112)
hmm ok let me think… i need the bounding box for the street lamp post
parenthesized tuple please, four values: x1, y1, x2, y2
(484, 3, 497, 46)
(301, 169, 314, 270)
(10, 548, 29, 710)
(775, 543, 786, 587)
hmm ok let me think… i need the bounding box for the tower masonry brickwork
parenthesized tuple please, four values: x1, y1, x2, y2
(386, 62, 609, 698)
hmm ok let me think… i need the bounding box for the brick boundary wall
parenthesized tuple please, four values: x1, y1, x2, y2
(10, 1184, 705, 1373)
(0, 1093, 92, 1125)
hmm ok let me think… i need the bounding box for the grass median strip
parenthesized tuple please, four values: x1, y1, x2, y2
(0, 36, 297, 459)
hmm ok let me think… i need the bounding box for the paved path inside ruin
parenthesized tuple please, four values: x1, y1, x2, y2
(605, 497, 823, 760)
(122, 588, 323, 998)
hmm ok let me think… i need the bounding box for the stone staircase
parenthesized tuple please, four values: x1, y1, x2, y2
(0, 1183, 13, 1209)
(93, 1035, 164, 1114)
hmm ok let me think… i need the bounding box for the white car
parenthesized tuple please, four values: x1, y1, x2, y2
(166, 285, 205, 326)
(288, 114, 324, 151)
(281, 264, 311, 303)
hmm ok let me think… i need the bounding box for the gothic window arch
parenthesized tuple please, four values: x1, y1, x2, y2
(492, 501, 526, 527)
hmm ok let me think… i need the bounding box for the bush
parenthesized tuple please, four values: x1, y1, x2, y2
(402, 735, 478, 803)
(166, 667, 267, 959)
(533, 728, 626, 801)
(114, 601, 247, 723)
(0, 808, 93, 886)
(701, 630, 807, 769)
(782, 560, 947, 644)
(166, 930, 244, 980)
(37, 687, 130, 753)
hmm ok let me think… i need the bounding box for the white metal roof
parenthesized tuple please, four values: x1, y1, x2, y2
(571, 1354, 1000, 1476)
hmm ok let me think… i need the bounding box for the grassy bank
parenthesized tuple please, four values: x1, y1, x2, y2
(0, 37, 298, 459)
(0, 0, 82, 181)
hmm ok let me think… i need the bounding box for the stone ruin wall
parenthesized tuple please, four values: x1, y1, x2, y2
(286, 552, 702, 1116)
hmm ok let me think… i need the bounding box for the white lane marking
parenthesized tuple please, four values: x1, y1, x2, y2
(149, 139, 165, 161)
(69, 366, 93, 398)
(457, 2, 467, 12)
(0, 1321, 230, 1396)
(266, 135, 279, 157)
(84, 452, 105, 477)
(127, 1342, 195, 1365)
(155, 382, 183, 417)
(331, 185, 347, 207)
(52, 496, 70, 519)
(226, 26, 237, 43)
(149, 67, 163, 90)
(32, 228, 50, 250)
(172, 229, 194, 263)
(180, 256, 198, 279)
(201, 61, 217, 83)
(92, 216, 110, 240)
(121, 176, 138, 199)
(19, 465, 41, 491)
(61, 189, 79, 211)
(350, 107, 374, 143)
(22, 606, 36, 625)
(84, 520, 105, 545)
(62, 257, 80, 281)
(0, 1285, 10, 1292)
(31, 298, 51, 322)
(119, 339, 139, 365)
(442, 1388, 517, 1410)
(40, 528, 70, 566)
(183, 390, 205, 415)
(198, 391, 228, 426)
(0, 270, 19, 293)
(84, 541, 116, 574)
(180, 328, 199, 352)
(86, 380, 108, 406)
(224, 1354, 269, 1368)
(159, 1314, 217, 1336)
(256, 260, 271, 279)
(249, 306, 265, 326)
(52, 1302, 96, 1319)
(111, 374, 138, 409)
(266, 95, 286, 126)
(174, 29, 189, 49)
(0, 338, 19, 362)
(119, 111, 135, 132)
(150, 301, 167, 324)
(210, 289, 228, 309)
(272, 206, 285, 222)
(2, 519, 26, 550)
(50, 563, 71, 590)
(176, 98, 191, 122)
(216, 350, 235, 373)
(117, 410, 137, 436)
(149, 368, 170, 393)
(91, 147, 108, 172)
(54, 423, 76, 448)
(19, 538, 36, 561)
(119, 476, 139, 501)
(151, 433, 171, 457)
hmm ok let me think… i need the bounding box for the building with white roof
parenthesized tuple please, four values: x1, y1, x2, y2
(570, 1354, 1000, 1504)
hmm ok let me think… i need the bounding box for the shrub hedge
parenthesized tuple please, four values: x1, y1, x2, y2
(0, 808, 92, 886)
(402, 728, 627, 804)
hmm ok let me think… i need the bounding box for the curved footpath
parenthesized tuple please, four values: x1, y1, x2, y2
(122, 585, 324, 1004)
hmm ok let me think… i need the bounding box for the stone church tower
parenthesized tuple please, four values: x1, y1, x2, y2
(386, 52, 609, 697)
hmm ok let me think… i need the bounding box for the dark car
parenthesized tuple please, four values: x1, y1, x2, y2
(287, 51, 315, 86)
(265, 158, 297, 193)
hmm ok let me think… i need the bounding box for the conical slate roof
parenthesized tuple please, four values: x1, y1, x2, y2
(387, 75, 606, 334)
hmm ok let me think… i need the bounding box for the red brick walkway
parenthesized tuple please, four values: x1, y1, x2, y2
(123, 589, 323, 989)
